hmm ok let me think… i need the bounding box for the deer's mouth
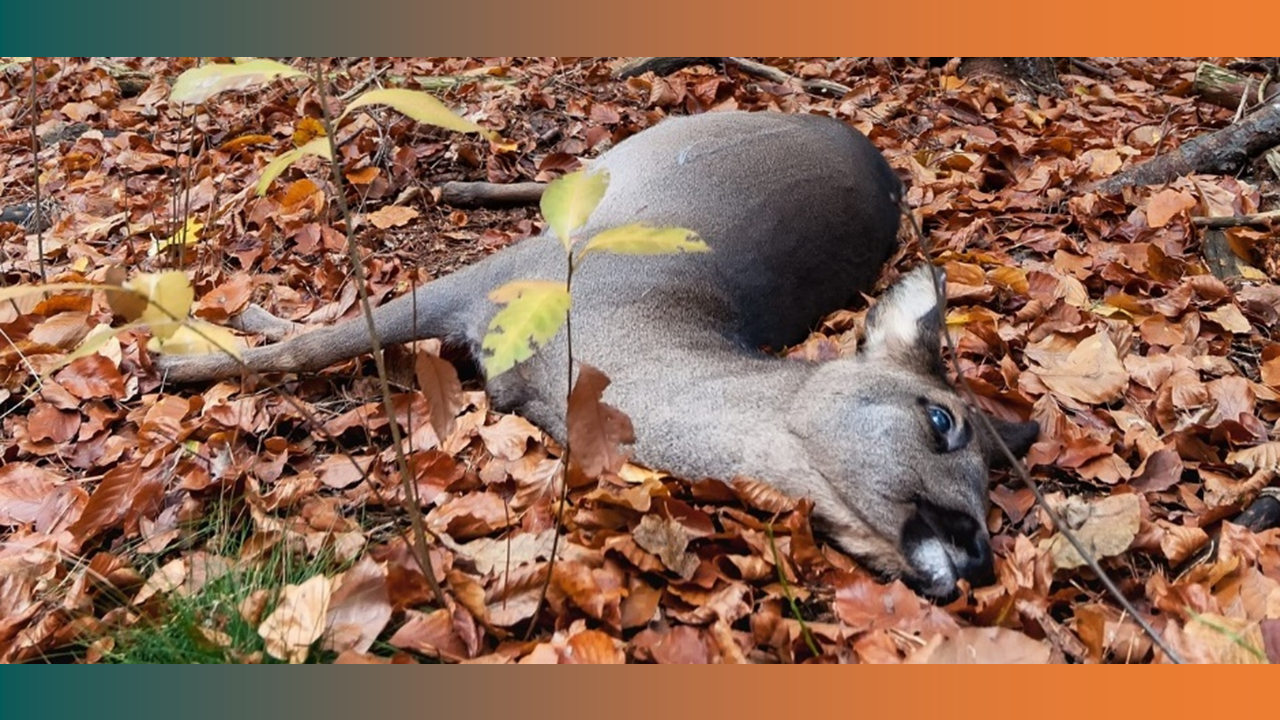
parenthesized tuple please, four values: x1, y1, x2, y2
(901, 501, 994, 600)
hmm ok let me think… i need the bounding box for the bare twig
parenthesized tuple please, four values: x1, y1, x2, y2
(30, 59, 44, 284)
(313, 62, 447, 609)
(1192, 208, 1280, 228)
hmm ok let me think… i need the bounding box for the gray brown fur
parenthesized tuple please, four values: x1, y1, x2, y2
(159, 111, 1037, 598)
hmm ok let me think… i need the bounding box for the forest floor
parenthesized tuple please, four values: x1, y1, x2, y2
(1, 57, 1278, 663)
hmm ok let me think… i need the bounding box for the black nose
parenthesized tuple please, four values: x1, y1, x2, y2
(956, 532, 994, 586)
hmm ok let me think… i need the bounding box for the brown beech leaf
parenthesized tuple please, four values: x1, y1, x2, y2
(0, 463, 66, 526)
(193, 275, 254, 321)
(67, 462, 144, 548)
(27, 403, 80, 444)
(566, 363, 636, 479)
(1155, 521, 1209, 565)
(427, 492, 515, 540)
(388, 608, 470, 661)
(55, 355, 126, 400)
(1144, 188, 1195, 228)
(1030, 332, 1128, 404)
(323, 557, 392, 654)
(1129, 448, 1184, 493)
(730, 476, 797, 513)
(1040, 493, 1141, 570)
(906, 626, 1053, 664)
(367, 205, 419, 229)
(1203, 304, 1251, 334)
(1162, 614, 1268, 664)
(631, 514, 699, 580)
(448, 528, 555, 576)
(414, 350, 463, 442)
(259, 574, 334, 663)
(1226, 442, 1280, 473)
(561, 629, 626, 664)
(477, 414, 540, 461)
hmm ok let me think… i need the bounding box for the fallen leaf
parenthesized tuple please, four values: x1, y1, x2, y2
(1028, 332, 1129, 404)
(323, 557, 392, 654)
(367, 205, 419, 229)
(1040, 493, 1141, 570)
(258, 574, 333, 663)
(1145, 188, 1196, 228)
(632, 514, 699, 580)
(567, 363, 636, 479)
(906, 626, 1052, 663)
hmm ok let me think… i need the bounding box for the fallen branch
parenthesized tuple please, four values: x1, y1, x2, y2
(612, 57, 852, 97)
(439, 180, 545, 208)
(1093, 101, 1280, 194)
(612, 57, 720, 79)
(1194, 62, 1277, 112)
(1192, 208, 1280, 228)
(723, 57, 852, 97)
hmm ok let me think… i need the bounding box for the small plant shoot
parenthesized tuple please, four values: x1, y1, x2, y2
(480, 169, 708, 377)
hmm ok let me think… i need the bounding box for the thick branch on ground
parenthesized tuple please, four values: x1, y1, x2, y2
(1194, 62, 1278, 111)
(439, 181, 545, 208)
(1094, 101, 1280, 194)
(957, 57, 1062, 97)
(612, 57, 852, 97)
(613, 57, 721, 79)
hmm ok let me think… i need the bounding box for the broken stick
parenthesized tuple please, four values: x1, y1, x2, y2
(439, 181, 545, 208)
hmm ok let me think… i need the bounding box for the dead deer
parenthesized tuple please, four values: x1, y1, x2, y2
(159, 110, 1038, 599)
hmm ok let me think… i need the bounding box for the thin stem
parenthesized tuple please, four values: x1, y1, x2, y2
(312, 61, 446, 609)
(525, 252, 576, 641)
(30, 58, 45, 284)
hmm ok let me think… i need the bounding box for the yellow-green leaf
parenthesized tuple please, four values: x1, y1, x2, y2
(481, 280, 571, 377)
(541, 170, 609, 251)
(487, 279, 566, 304)
(256, 137, 331, 195)
(579, 223, 708, 260)
(170, 59, 305, 105)
(148, 217, 204, 257)
(125, 271, 194, 341)
(342, 88, 494, 139)
(152, 321, 243, 359)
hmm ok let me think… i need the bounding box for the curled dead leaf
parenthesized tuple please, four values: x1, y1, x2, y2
(1040, 493, 1141, 570)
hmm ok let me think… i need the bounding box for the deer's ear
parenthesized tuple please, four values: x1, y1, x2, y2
(862, 266, 945, 375)
(979, 415, 1041, 467)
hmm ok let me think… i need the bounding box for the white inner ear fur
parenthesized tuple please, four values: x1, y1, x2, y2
(863, 267, 944, 358)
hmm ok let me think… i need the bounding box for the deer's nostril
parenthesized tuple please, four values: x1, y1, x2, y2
(957, 534, 995, 587)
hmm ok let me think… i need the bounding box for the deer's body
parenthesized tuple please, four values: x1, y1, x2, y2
(161, 111, 1037, 598)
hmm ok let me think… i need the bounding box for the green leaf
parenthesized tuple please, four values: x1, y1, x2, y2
(342, 88, 493, 139)
(170, 59, 305, 105)
(541, 170, 609, 251)
(256, 137, 332, 195)
(481, 280, 571, 377)
(578, 223, 708, 260)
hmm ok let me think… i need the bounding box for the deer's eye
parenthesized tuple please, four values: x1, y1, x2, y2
(927, 405, 954, 436)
